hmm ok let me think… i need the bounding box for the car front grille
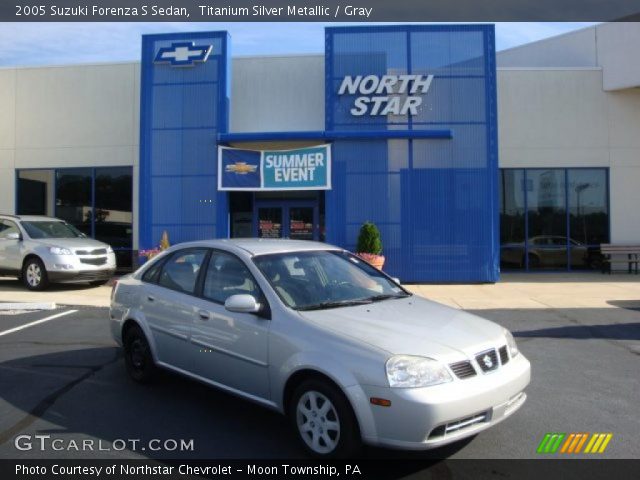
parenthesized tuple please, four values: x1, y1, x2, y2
(449, 360, 477, 379)
(80, 257, 107, 266)
(76, 248, 107, 255)
(72, 271, 113, 281)
(475, 348, 499, 373)
(499, 345, 509, 365)
(428, 411, 490, 439)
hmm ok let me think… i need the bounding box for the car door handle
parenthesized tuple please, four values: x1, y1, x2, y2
(147, 295, 155, 302)
(197, 310, 210, 320)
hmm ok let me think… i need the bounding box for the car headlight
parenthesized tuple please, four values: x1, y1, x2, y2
(49, 246, 72, 255)
(385, 355, 453, 388)
(107, 246, 114, 253)
(504, 329, 519, 358)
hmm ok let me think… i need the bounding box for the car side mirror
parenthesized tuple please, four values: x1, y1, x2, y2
(392, 277, 401, 285)
(5, 232, 21, 241)
(224, 294, 262, 314)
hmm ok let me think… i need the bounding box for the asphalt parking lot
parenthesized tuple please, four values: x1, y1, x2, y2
(0, 302, 639, 461)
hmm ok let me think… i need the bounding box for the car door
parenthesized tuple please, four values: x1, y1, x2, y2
(142, 248, 208, 372)
(189, 250, 270, 399)
(0, 220, 24, 272)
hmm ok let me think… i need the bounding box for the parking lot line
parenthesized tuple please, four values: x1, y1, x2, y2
(0, 309, 78, 337)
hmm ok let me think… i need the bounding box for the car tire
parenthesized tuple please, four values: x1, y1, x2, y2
(528, 253, 541, 269)
(22, 257, 49, 291)
(123, 325, 157, 384)
(289, 379, 361, 458)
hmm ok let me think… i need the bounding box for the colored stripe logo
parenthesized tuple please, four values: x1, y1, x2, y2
(537, 433, 613, 454)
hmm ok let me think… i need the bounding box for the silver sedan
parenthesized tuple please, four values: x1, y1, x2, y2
(110, 239, 530, 457)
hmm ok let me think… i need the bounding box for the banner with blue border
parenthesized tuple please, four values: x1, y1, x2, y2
(218, 145, 331, 191)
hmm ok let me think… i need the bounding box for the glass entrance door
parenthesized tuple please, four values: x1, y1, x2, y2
(254, 200, 319, 240)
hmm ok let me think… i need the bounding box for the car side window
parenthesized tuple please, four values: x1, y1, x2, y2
(141, 258, 165, 284)
(203, 252, 259, 304)
(157, 249, 207, 295)
(0, 220, 19, 239)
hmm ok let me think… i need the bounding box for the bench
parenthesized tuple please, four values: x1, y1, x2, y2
(600, 244, 640, 274)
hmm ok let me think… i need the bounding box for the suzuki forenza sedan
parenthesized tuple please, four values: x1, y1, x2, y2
(110, 239, 530, 457)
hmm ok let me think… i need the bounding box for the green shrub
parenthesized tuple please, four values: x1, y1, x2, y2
(356, 222, 383, 255)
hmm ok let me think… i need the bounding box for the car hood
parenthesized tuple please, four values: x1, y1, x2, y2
(298, 295, 506, 360)
(33, 237, 110, 250)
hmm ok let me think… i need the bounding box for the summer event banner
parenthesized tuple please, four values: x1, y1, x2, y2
(218, 145, 331, 191)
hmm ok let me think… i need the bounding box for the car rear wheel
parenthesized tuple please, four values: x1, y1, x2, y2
(123, 325, 157, 383)
(289, 379, 360, 458)
(22, 258, 49, 291)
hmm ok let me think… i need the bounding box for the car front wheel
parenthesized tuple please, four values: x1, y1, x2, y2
(22, 257, 49, 291)
(289, 379, 360, 458)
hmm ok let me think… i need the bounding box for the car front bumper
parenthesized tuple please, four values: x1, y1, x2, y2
(43, 252, 117, 283)
(350, 353, 531, 450)
(48, 269, 115, 283)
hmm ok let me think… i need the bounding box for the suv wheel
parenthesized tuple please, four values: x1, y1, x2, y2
(123, 325, 157, 383)
(22, 257, 49, 291)
(289, 379, 360, 458)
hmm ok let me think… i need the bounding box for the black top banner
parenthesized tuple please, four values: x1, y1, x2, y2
(2, 0, 640, 22)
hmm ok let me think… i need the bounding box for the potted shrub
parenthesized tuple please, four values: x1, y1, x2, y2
(356, 221, 385, 270)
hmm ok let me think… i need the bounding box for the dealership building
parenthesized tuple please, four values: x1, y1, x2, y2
(1, 23, 639, 282)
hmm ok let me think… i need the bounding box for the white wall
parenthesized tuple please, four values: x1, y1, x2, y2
(497, 26, 598, 68)
(596, 23, 640, 91)
(0, 69, 16, 214)
(498, 23, 640, 92)
(498, 68, 640, 243)
(0, 62, 140, 248)
(230, 55, 324, 132)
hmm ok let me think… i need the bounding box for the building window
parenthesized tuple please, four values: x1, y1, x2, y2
(94, 167, 134, 270)
(56, 168, 93, 236)
(17, 167, 133, 271)
(499, 168, 609, 271)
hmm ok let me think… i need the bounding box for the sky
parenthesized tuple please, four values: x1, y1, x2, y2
(0, 22, 596, 67)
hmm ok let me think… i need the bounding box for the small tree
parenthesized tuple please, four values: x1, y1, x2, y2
(356, 222, 383, 255)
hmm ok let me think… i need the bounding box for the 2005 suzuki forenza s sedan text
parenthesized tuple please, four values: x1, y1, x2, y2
(110, 239, 530, 457)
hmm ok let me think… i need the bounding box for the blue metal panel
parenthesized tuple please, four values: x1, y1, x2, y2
(218, 130, 451, 143)
(325, 25, 499, 282)
(139, 31, 229, 250)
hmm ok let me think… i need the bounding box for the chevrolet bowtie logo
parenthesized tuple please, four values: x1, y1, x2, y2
(154, 41, 212, 67)
(225, 162, 258, 175)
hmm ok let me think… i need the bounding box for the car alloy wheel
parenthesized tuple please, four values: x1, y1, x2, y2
(296, 390, 341, 455)
(290, 379, 360, 458)
(22, 258, 49, 291)
(26, 263, 42, 287)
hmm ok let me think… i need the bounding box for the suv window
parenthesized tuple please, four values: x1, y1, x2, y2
(203, 252, 259, 304)
(0, 220, 20, 239)
(157, 249, 207, 295)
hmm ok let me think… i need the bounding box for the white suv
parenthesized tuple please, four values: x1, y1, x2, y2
(0, 215, 116, 290)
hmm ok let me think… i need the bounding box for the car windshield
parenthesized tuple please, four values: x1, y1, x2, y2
(253, 250, 409, 311)
(21, 221, 86, 239)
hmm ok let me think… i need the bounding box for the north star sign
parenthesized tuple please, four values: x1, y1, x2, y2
(338, 74, 434, 116)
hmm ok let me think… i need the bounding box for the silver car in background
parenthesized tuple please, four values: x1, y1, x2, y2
(0, 214, 116, 290)
(110, 239, 530, 457)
